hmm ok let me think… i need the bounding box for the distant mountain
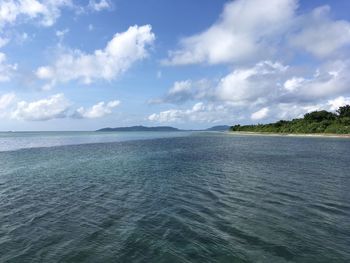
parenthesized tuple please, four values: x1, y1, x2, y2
(205, 125, 230, 131)
(96, 125, 180, 132)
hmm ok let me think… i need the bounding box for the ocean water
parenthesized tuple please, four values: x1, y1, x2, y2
(0, 132, 349, 262)
(0, 131, 191, 152)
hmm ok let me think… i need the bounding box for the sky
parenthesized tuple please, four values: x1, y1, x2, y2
(0, 0, 350, 131)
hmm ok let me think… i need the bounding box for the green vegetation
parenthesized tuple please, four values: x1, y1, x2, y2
(230, 105, 350, 134)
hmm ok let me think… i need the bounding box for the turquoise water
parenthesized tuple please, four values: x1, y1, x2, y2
(0, 132, 349, 262)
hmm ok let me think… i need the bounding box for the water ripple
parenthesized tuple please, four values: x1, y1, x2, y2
(0, 134, 350, 262)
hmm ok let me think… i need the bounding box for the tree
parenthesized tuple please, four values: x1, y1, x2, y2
(304, 110, 336, 122)
(336, 105, 350, 118)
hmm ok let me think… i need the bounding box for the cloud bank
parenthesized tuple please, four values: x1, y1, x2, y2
(149, 60, 350, 124)
(36, 25, 155, 89)
(150, 0, 350, 125)
(0, 93, 120, 121)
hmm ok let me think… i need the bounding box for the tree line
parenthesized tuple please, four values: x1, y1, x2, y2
(230, 105, 350, 134)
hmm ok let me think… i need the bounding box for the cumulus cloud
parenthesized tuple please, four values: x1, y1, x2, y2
(251, 107, 269, 120)
(148, 102, 231, 124)
(283, 77, 305, 92)
(274, 103, 322, 120)
(216, 61, 288, 104)
(12, 93, 70, 121)
(289, 6, 350, 57)
(158, 59, 350, 106)
(151, 80, 193, 104)
(0, 52, 17, 81)
(36, 25, 155, 88)
(0, 93, 16, 118)
(74, 100, 120, 119)
(0, 0, 73, 27)
(149, 58, 350, 124)
(164, 0, 350, 65)
(156, 61, 290, 106)
(327, 96, 350, 111)
(150, 79, 213, 104)
(4, 93, 121, 121)
(149, 96, 350, 125)
(282, 60, 350, 100)
(164, 0, 297, 65)
(88, 0, 111, 11)
(149, 62, 292, 119)
(272, 96, 350, 121)
(168, 80, 192, 95)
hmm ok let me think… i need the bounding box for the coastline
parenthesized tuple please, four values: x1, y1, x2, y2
(228, 131, 350, 138)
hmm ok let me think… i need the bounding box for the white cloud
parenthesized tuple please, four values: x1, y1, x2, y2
(148, 96, 350, 125)
(88, 24, 94, 31)
(284, 60, 350, 99)
(151, 79, 213, 105)
(88, 0, 111, 12)
(216, 61, 288, 104)
(157, 60, 345, 114)
(148, 102, 230, 123)
(36, 25, 155, 87)
(275, 96, 350, 121)
(0, 0, 73, 27)
(74, 100, 120, 119)
(290, 6, 350, 57)
(0, 52, 17, 81)
(56, 28, 69, 39)
(266, 102, 330, 121)
(12, 93, 70, 121)
(0, 36, 9, 47)
(164, 1, 350, 65)
(168, 80, 192, 95)
(0, 93, 122, 121)
(251, 107, 269, 120)
(164, 0, 297, 65)
(283, 77, 305, 92)
(0, 92, 16, 118)
(328, 96, 350, 111)
(0, 92, 16, 109)
(150, 58, 350, 124)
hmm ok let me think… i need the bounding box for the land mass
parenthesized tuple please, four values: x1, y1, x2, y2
(96, 125, 230, 132)
(96, 126, 180, 132)
(230, 105, 350, 134)
(205, 125, 230, 131)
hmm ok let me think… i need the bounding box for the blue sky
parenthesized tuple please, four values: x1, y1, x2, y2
(0, 0, 350, 131)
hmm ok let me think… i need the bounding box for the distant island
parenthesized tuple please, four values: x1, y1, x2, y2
(96, 125, 230, 132)
(230, 105, 350, 134)
(97, 126, 180, 132)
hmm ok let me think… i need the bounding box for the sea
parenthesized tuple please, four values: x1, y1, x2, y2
(0, 131, 349, 262)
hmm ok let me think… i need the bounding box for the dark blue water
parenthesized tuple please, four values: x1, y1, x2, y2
(0, 133, 349, 262)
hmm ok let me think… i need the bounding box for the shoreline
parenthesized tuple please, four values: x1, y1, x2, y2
(228, 131, 350, 139)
